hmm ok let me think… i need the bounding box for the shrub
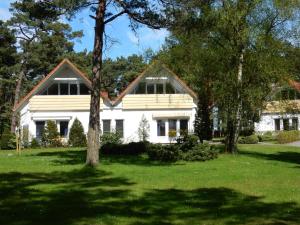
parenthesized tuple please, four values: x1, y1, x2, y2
(30, 138, 40, 148)
(69, 118, 87, 147)
(183, 143, 219, 161)
(42, 121, 62, 147)
(138, 115, 150, 142)
(238, 135, 259, 144)
(101, 141, 148, 155)
(147, 144, 181, 162)
(176, 134, 199, 152)
(0, 129, 16, 150)
(257, 132, 275, 142)
(276, 130, 300, 144)
(100, 132, 122, 146)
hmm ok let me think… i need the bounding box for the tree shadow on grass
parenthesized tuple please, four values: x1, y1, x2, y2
(0, 168, 299, 225)
(35, 149, 185, 166)
(240, 149, 300, 167)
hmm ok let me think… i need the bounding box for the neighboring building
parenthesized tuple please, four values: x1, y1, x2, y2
(14, 59, 197, 143)
(255, 81, 300, 133)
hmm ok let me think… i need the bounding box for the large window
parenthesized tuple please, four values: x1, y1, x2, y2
(168, 119, 177, 136)
(134, 81, 178, 94)
(283, 119, 289, 131)
(59, 121, 69, 137)
(136, 82, 146, 94)
(147, 83, 155, 94)
(116, 120, 124, 137)
(80, 83, 90, 95)
(157, 83, 164, 94)
(180, 119, 188, 135)
(274, 119, 280, 131)
(102, 120, 111, 134)
(292, 118, 298, 130)
(48, 83, 58, 95)
(70, 84, 78, 95)
(36, 121, 45, 139)
(60, 83, 69, 95)
(157, 120, 166, 136)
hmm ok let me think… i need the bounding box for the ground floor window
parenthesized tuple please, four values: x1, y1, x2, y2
(36, 121, 45, 140)
(274, 119, 280, 131)
(116, 120, 124, 137)
(180, 119, 188, 135)
(157, 120, 166, 136)
(283, 119, 289, 131)
(292, 118, 299, 130)
(59, 121, 69, 137)
(102, 120, 111, 134)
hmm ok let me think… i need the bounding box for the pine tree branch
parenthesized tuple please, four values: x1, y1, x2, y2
(104, 10, 126, 24)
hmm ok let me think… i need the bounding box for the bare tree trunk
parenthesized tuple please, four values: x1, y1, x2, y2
(225, 50, 244, 153)
(86, 0, 106, 166)
(11, 69, 25, 133)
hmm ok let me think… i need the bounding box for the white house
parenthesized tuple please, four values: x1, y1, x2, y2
(255, 81, 300, 133)
(14, 59, 198, 144)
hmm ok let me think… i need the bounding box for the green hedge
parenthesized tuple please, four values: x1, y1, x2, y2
(238, 135, 259, 144)
(276, 130, 300, 144)
(147, 144, 181, 162)
(182, 143, 219, 161)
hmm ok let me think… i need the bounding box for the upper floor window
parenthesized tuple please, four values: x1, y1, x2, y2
(133, 81, 177, 94)
(274, 88, 300, 101)
(39, 82, 90, 95)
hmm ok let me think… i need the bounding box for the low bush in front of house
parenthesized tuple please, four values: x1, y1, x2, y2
(238, 134, 259, 144)
(42, 121, 62, 147)
(0, 129, 16, 150)
(182, 143, 219, 161)
(257, 131, 275, 142)
(30, 138, 40, 148)
(176, 134, 199, 152)
(101, 141, 148, 155)
(147, 144, 182, 162)
(276, 130, 300, 144)
(100, 132, 122, 146)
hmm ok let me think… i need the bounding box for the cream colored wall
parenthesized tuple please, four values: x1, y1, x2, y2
(122, 94, 194, 109)
(29, 95, 104, 111)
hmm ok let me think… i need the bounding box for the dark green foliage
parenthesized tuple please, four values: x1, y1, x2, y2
(147, 144, 182, 162)
(100, 133, 122, 146)
(42, 121, 61, 147)
(176, 134, 199, 152)
(69, 118, 86, 147)
(257, 132, 275, 142)
(182, 143, 219, 161)
(30, 138, 40, 149)
(277, 131, 300, 144)
(0, 129, 16, 150)
(101, 141, 148, 155)
(22, 127, 29, 148)
(238, 135, 259, 144)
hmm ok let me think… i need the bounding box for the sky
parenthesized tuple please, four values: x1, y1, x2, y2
(0, 0, 169, 59)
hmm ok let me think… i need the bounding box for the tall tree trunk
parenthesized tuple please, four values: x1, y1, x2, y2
(86, 0, 106, 166)
(11, 69, 25, 133)
(225, 50, 244, 153)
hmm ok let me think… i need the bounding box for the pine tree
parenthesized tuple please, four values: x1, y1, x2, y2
(42, 121, 61, 147)
(69, 118, 87, 147)
(138, 115, 150, 142)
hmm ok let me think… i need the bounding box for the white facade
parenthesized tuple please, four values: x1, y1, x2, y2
(16, 59, 197, 144)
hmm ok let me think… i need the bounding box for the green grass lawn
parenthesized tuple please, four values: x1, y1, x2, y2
(0, 145, 299, 225)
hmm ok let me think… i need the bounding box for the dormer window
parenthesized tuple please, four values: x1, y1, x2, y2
(133, 80, 179, 94)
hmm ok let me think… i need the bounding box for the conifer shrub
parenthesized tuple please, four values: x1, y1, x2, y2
(30, 138, 40, 148)
(182, 143, 219, 161)
(101, 141, 148, 155)
(0, 129, 16, 150)
(69, 118, 87, 147)
(22, 126, 30, 148)
(42, 121, 61, 147)
(147, 144, 182, 162)
(176, 134, 199, 152)
(100, 132, 122, 146)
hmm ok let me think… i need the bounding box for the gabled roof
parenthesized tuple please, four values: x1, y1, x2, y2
(112, 62, 197, 106)
(13, 59, 110, 112)
(14, 59, 197, 112)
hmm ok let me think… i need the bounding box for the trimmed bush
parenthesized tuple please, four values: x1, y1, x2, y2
(42, 121, 62, 147)
(100, 132, 122, 146)
(276, 130, 300, 144)
(176, 134, 199, 152)
(0, 129, 16, 150)
(257, 131, 275, 142)
(30, 138, 40, 148)
(238, 135, 259, 144)
(101, 141, 148, 155)
(69, 118, 87, 147)
(147, 144, 181, 162)
(183, 143, 219, 161)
